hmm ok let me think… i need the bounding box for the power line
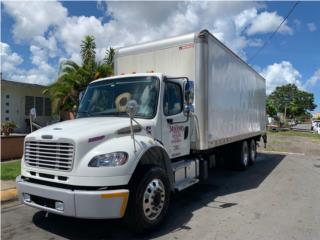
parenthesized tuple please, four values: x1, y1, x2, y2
(247, 1, 299, 63)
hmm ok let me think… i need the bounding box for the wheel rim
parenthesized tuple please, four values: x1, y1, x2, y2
(243, 144, 249, 166)
(250, 142, 256, 161)
(142, 179, 166, 221)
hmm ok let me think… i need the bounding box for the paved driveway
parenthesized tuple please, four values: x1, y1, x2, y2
(2, 150, 320, 240)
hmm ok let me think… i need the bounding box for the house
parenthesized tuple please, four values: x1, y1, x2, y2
(1, 79, 53, 133)
(314, 112, 320, 119)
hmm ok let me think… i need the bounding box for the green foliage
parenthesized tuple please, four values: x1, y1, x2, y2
(81, 35, 96, 69)
(266, 98, 277, 117)
(267, 84, 316, 119)
(1, 160, 21, 180)
(104, 47, 115, 67)
(44, 36, 114, 115)
(1, 121, 17, 136)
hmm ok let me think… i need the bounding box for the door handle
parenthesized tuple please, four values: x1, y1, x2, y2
(167, 118, 173, 124)
(184, 126, 189, 139)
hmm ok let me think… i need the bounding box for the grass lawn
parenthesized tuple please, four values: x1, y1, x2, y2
(267, 130, 320, 140)
(1, 159, 21, 180)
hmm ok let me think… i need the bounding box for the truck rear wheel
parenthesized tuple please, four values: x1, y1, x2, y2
(249, 139, 257, 165)
(125, 166, 170, 233)
(238, 141, 249, 170)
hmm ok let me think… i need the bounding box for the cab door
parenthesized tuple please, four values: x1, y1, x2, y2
(161, 79, 190, 158)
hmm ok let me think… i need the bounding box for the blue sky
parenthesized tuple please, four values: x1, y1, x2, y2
(1, 1, 320, 113)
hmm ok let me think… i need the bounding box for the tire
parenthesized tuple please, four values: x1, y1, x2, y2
(249, 139, 257, 165)
(238, 141, 249, 170)
(125, 166, 171, 233)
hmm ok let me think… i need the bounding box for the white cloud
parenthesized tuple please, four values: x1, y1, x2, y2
(248, 38, 263, 47)
(4, 1, 296, 86)
(0, 42, 23, 73)
(235, 8, 258, 33)
(51, 1, 263, 63)
(247, 11, 293, 35)
(104, 1, 262, 56)
(3, 1, 67, 42)
(304, 68, 320, 89)
(307, 22, 317, 32)
(293, 19, 302, 29)
(261, 61, 302, 94)
(0, 42, 56, 85)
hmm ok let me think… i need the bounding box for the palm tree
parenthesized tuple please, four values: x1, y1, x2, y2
(81, 35, 96, 69)
(104, 47, 115, 68)
(44, 36, 114, 119)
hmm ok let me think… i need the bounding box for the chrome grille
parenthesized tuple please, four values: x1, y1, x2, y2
(25, 141, 74, 171)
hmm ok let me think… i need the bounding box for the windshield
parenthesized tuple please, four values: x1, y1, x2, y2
(77, 76, 160, 119)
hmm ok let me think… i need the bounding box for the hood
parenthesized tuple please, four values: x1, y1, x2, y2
(27, 117, 143, 142)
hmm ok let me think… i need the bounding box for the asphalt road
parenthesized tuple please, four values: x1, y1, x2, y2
(2, 152, 320, 240)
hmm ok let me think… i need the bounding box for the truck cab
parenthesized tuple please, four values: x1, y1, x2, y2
(17, 73, 197, 232)
(77, 73, 193, 158)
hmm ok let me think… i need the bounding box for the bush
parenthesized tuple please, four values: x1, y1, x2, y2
(1, 121, 17, 136)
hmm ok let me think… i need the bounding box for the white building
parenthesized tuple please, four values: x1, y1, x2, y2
(1, 79, 53, 133)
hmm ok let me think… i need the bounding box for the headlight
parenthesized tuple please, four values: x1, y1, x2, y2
(88, 152, 128, 167)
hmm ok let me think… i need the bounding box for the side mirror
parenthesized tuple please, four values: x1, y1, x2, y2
(126, 100, 139, 118)
(184, 81, 194, 104)
(29, 107, 37, 119)
(183, 104, 194, 116)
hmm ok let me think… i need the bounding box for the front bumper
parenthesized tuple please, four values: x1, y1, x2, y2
(16, 176, 129, 219)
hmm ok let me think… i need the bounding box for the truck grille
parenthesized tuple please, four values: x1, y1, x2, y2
(25, 141, 74, 171)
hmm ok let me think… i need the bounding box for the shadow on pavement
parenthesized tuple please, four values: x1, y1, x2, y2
(32, 152, 285, 239)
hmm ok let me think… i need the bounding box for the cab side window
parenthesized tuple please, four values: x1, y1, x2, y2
(164, 82, 183, 116)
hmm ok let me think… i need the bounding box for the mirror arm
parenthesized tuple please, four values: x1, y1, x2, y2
(129, 117, 137, 152)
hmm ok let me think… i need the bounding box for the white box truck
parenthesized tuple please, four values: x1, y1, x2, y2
(17, 30, 266, 232)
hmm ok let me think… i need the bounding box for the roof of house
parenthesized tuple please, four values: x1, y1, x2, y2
(1, 79, 46, 88)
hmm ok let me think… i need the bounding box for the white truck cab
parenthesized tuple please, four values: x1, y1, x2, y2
(17, 30, 266, 232)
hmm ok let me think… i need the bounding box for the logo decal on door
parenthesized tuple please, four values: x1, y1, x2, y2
(169, 125, 184, 144)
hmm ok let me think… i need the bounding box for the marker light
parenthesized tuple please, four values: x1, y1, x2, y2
(55, 201, 64, 211)
(23, 193, 31, 202)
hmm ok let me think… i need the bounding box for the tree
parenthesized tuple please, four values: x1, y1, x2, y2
(81, 35, 96, 69)
(44, 36, 114, 118)
(104, 47, 115, 67)
(266, 98, 277, 117)
(267, 84, 316, 120)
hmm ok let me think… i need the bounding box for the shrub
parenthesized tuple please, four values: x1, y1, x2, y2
(1, 121, 17, 136)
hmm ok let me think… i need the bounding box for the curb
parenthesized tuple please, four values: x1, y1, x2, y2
(1, 188, 18, 203)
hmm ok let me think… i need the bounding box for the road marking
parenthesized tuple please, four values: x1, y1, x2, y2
(260, 150, 305, 156)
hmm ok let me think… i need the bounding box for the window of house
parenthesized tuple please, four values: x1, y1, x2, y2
(25, 96, 34, 115)
(35, 97, 43, 116)
(5, 117, 9, 121)
(6, 102, 9, 106)
(44, 98, 51, 116)
(6, 94, 10, 99)
(163, 82, 183, 116)
(5, 110, 9, 114)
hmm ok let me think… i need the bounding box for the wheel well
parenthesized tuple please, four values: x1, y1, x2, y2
(129, 146, 174, 190)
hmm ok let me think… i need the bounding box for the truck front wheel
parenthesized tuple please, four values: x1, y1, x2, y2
(125, 166, 171, 232)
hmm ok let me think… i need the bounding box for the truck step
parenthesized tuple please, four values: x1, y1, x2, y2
(174, 178, 199, 191)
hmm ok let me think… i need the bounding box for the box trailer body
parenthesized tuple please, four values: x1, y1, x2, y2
(17, 30, 266, 232)
(115, 30, 266, 151)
